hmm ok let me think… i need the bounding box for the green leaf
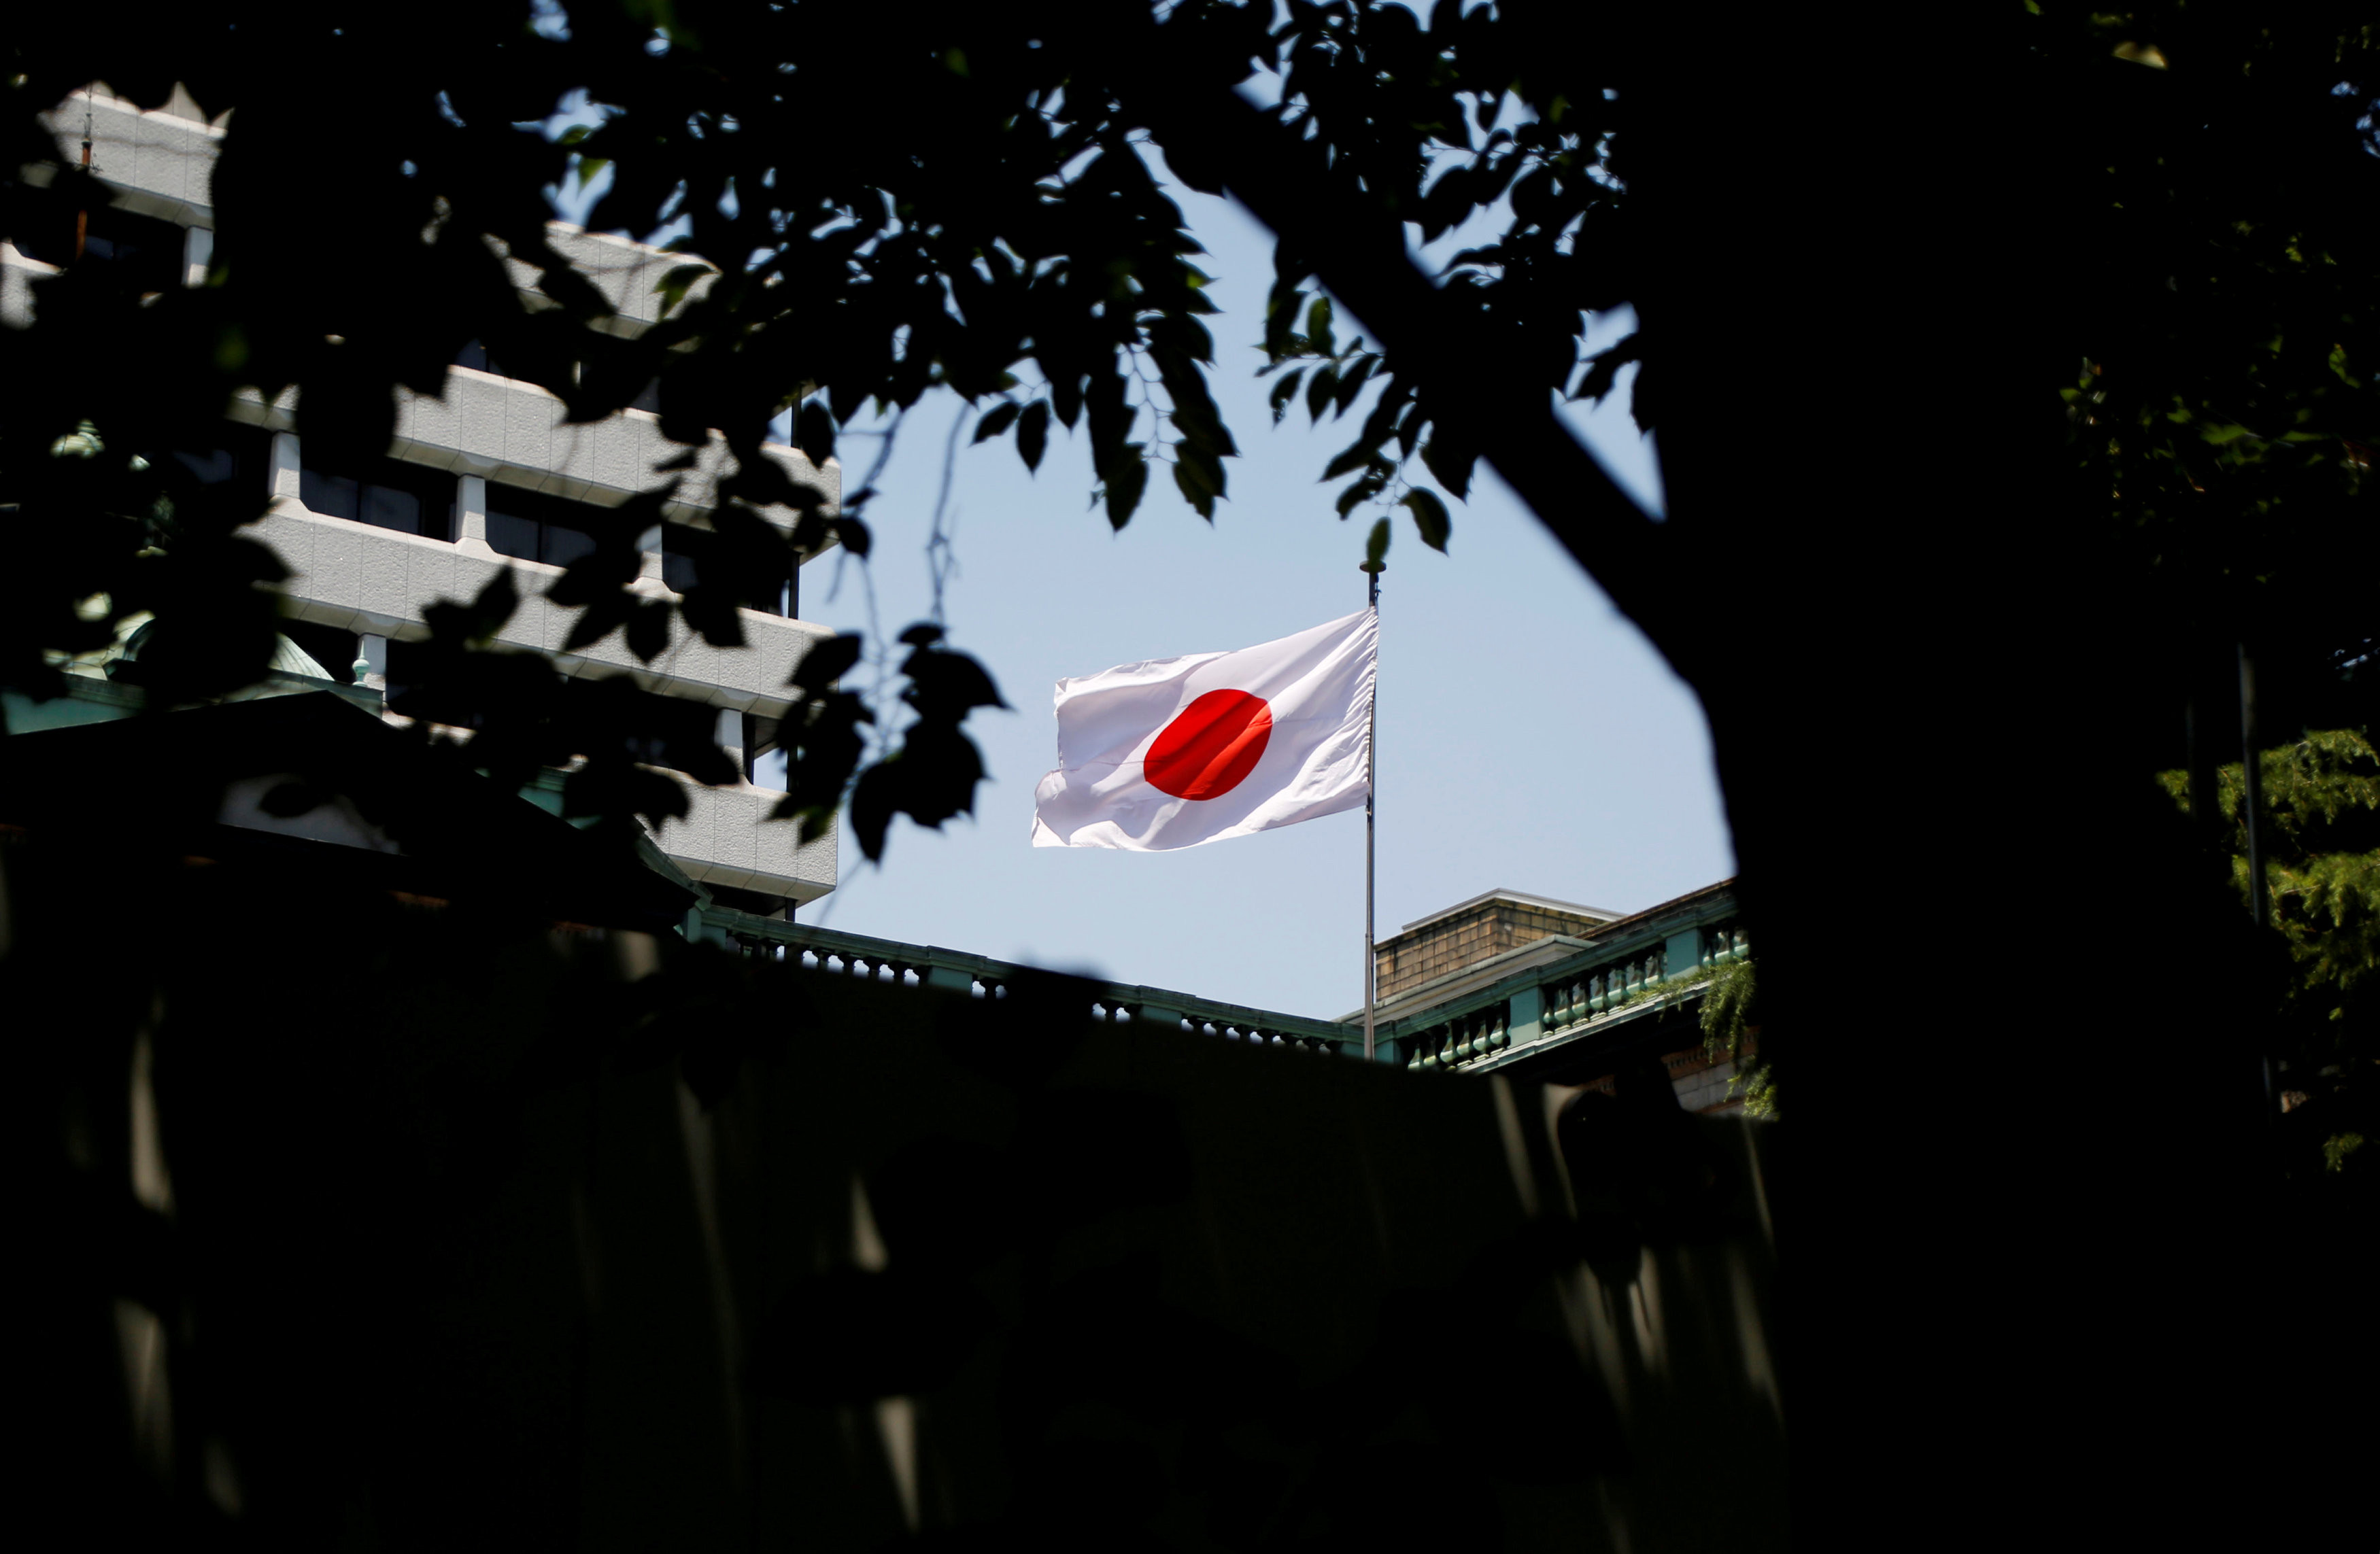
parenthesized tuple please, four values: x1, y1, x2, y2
(1396, 402, 1426, 461)
(789, 633, 864, 696)
(797, 399, 838, 465)
(562, 589, 637, 652)
(651, 262, 712, 319)
(1419, 434, 1476, 500)
(1364, 517, 1392, 571)
(1400, 488, 1452, 553)
(1269, 368, 1306, 426)
(546, 538, 642, 608)
(1103, 447, 1149, 530)
(1336, 476, 1384, 517)
(1173, 445, 1225, 519)
(900, 643, 1008, 714)
(1017, 400, 1051, 472)
(1333, 355, 1377, 417)
(424, 565, 522, 646)
(1322, 441, 1374, 481)
(1306, 364, 1340, 424)
(1305, 295, 1336, 356)
(625, 598, 673, 662)
(973, 402, 1021, 443)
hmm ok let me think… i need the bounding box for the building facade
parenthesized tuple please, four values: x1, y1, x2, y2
(695, 878, 1756, 1112)
(5, 86, 839, 913)
(1354, 882, 1755, 1109)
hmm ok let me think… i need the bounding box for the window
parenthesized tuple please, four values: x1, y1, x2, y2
(484, 483, 597, 567)
(745, 712, 788, 791)
(300, 449, 453, 539)
(14, 202, 186, 294)
(453, 340, 507, 376)
(171, 424, 272, 494)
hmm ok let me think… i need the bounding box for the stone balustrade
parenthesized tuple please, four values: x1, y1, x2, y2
(1539, 924, 1747, 1041)
(1406, 1001, 1513, 1073)
(700, 907, 1360, 1058)
(699, 896, 1752, 1078)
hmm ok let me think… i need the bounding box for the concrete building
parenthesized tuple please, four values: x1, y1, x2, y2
(5, 86, 840, 914)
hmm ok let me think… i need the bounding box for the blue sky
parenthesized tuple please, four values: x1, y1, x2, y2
(559, 152, 1733, 1019)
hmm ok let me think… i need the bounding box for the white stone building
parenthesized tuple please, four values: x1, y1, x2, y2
(5, 86, 839, 914)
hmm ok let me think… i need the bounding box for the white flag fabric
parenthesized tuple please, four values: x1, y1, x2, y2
(1032, 609, 1376, 851)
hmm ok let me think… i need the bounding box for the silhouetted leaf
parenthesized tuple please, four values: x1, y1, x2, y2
(1016, 400, 1051, 472)
(1305, 364, 1340, 424)
(796, 398, 836, 466)
(1269, 367, 1306, 425)
(789, 633, 864, 696)
(901, 643, 1007, 715)
(1103, 448, 1148, 530)
(624, 598, 672, 662)
(1418, 433, 1476, 501)
(973, 401, 1021, 443)
(1401, 487, 1452, 552)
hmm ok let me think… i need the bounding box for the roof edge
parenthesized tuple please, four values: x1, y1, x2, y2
(1393, 886, 1623, 938)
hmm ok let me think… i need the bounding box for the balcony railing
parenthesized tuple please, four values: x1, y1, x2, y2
(695, 897, 1750, 1077)
(1387, 910, 1748, 1075)
(698, 906, 1363, 1057)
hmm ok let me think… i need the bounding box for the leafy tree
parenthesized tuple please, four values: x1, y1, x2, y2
(1697, 957, 1773, 1118)
(2160, 726, 2379, 1190)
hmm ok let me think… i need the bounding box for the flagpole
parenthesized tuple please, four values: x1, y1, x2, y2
(1363, 561, 1381, 1063)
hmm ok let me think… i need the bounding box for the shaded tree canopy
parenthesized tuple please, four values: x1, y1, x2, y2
(4, 2, 2371, 847)
(5, 2, 2377, 1539)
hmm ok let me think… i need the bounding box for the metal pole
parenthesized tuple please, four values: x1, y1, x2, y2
(1363, 565, 1380, 1063)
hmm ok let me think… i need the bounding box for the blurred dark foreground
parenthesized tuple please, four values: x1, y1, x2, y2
(14, 840, 1783, 1552)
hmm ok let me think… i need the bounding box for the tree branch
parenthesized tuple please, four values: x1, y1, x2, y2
(1121, 67, 1693, 678)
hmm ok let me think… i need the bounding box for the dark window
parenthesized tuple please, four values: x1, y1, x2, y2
(171, 424, 272, 494)
(630, 378, 662, 413)
(744, 711, 788, 791)
(16, 203, 186, 293)
(485, 482, 598, 567)
(301, 449, 452, 539)
(613, 688, 726, 777)
(454, 340, 507, 376)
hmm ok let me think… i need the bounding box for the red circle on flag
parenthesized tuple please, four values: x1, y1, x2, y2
(1145, 690, 1274, 800)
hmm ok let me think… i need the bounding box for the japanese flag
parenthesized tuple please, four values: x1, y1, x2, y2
(1032, 609, 1376, 850)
